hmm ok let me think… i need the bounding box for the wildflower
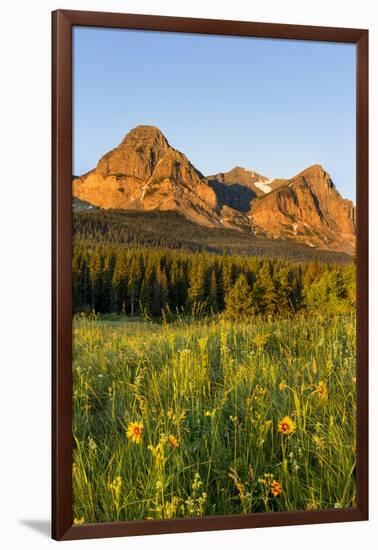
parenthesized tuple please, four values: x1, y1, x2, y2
(279, 381, 286, 391)
(164, 496, 181, 519)
(258, 472, 273, 486)
(73, 517, 84, 525)
(316, 381, 327, 399)
(108, 476, 122, 498)
(126, 421, 143, 444)
(148, 434, 168, 465)
(168, 434, 179, 448)
(182, 473, 207, 517)
(229, 415, 238, 424)
(205, 408, 216, 417)
(352, 377, 356, 385)
(192, 472, 202, 490)
(270, 480, 283, 497)
(277, 416, 296, 435)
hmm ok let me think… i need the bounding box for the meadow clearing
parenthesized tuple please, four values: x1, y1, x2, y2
(72, 312, 356, 523)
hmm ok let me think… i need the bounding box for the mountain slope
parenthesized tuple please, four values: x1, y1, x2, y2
(249, 165, 356, 254)
(73, 125, 220, 227)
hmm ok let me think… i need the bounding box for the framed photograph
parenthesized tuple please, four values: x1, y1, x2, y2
(52, 10, 368, 541)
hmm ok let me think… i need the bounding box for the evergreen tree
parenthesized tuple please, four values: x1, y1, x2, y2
(187, 255, 207, 311)
(221, 259, 233, 307)
(128, 254, 143, 316)
(139, 277, 152, 317)
(89, 248, 104, 312)
(112, 251, 129, 313)
(276, 266, 294, 315)
(158, 265, 170, 313)
(208, 270, 219, 313)
(224, 273, 254, 320)
(254, 261, 277, 317)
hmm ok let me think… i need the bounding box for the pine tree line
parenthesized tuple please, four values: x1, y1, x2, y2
(73, 210, 352, 264)
(73, 243, 355, 319)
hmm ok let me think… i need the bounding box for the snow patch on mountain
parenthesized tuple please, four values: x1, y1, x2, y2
(254, 179, 272, 194)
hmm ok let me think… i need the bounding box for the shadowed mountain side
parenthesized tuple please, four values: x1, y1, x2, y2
(207, 179, 257, 212)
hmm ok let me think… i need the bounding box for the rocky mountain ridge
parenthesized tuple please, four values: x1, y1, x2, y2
(73, 125, 220, 227)
(73, 125, 356, 254)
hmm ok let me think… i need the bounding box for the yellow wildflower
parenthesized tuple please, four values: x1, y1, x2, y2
(73, 517, 84, 525)
(148, 434, 168, 465)
(108, 475, 122, 496)
(126, 421, 143, 444)
(258, 472, 273, 486)
(277, 416, 296, 435)
(316, 381, 327, 399)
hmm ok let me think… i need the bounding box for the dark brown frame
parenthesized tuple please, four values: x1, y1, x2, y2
(52, 9, 369, 541)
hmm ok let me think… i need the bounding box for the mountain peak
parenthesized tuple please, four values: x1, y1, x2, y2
(301, 163, 326, 174)
(230, 166, 253, 174)
(73, 125, 219, 227)
(293, 164, 335, 193)
(120, 125, 170, 148)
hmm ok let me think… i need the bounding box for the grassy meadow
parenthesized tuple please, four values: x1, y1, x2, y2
(72, 312, 356, 523)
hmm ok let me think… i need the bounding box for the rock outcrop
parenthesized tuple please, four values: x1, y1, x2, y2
(249, 165, 356, 254)
(73, 125, 220, 227)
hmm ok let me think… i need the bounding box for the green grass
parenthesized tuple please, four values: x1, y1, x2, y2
(72, 313, 356, 523)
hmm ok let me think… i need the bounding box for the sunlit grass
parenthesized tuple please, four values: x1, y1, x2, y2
(72, 313, 356, 523)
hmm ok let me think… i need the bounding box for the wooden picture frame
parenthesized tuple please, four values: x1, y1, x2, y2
(52, 9, 368, 541)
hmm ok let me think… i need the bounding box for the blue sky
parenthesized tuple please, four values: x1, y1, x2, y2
(73, 27, 356, 202)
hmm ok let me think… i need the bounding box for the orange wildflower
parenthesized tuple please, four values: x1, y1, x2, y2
(271, 480, 283, 497)
(168, 434, 179, 448)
